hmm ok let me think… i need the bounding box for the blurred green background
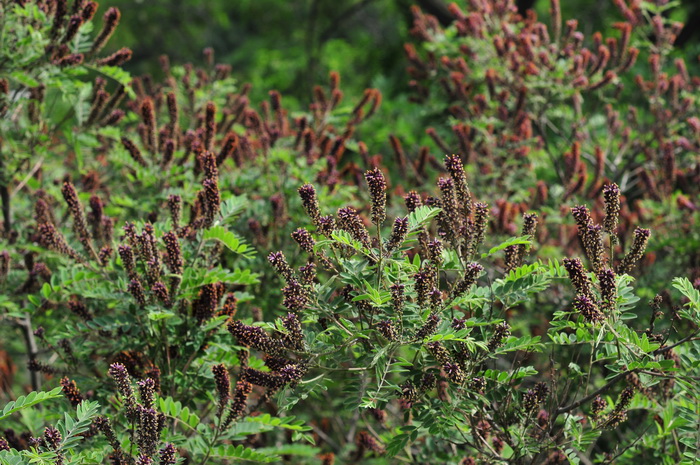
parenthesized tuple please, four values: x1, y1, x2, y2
(104, 0, 700, 107)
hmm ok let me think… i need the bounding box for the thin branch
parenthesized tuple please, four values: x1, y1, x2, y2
(654, 330, 700, 355)
(17, 314, 41, 391)
(11, 157, 44, 197)
(1, 182, 11, 235)
(556, 369, 634, 415)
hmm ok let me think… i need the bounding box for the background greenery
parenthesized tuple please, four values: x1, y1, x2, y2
(2, 0, 700, 464)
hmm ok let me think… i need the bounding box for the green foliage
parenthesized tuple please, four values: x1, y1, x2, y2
(0, 388, 63, 421)
(1, 0, 700, 464)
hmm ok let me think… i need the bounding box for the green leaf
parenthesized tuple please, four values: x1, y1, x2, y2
(245, 414, 311, 432)
(481, 236, 531, 258)
(209, 444, 277, 462)
(331, 230, 370, 255)
(158, 397, 200, 429)
(147, 310, 176, 321)
(255, 444, 320, 457)
(41, 282, 52, 300)
(0, 387, 63, 421)
(203, 225, 256, 257)
(408, 206, 441, 232)
(673, 277, 700, 319)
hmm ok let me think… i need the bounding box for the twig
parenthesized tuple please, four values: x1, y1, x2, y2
(1, 182, 11, 235)
(10, 157, 44, 197)
(17, 314, 40, 391)
(556, 369, 633, 415)
(653, 330, 700, 355)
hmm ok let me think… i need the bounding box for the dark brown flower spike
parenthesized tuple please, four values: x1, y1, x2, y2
(91, 7, 121, 54)
(618, 227, 650, 274)
(364, 168, 387, 225)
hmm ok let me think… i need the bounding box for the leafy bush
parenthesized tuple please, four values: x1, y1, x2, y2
(1, 0, 699, 464)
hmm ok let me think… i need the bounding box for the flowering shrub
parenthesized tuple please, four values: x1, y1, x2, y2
(397, 0, 700, 283)
(0, 1, 699, 465)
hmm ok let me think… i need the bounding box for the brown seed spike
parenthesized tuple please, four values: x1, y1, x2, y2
(444, 154, 472, 217)
(204, 102, 217, 151)
(618, 227, 650, 274)
(602, 184, 621, 234)
(61, 182, 97, 260)
(96, 47, 132, 67)
(91, 7, 121, 54)
(364, 168, 387, 226)
(81, 1, 98, 22)
(140, 98, 158, 155)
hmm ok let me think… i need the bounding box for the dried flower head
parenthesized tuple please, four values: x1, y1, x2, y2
(128, 278, 147, 306)
(377, 320, 399, 341)
(60, 377, 84, 406)
(223, 380, 253, 428)
(137, 406, 159, 457)
(364, 168, 387, 225)
(487, 322, 511, 351)
(212, 364, 230, 417)
(563, 257, 593, 298)
(298, 184, 321, 225)
(450, 262, 483, 300)
(618, 227, 650, 274)
(573, 294, 605, 322)
(591, 395, 607, 417)
(602, 183, 620, 234)
(390, 283, 405, 316)
(158, 444, 177, 465)
(415, 313, 440, 340)
(337, 207, 371, 248)
(291, 228, 315, 254)
(282, 279, 308, 312)
(279, 312, 304, 350)
(91, 7, 120, 53)
(444, 154, 472, 216)
(385, 217, 409, 255)
(38, 222, 82, 262)
(108, 363, 137, 418)
(228, 320, 285, 355)
(404, 191, 422, 213)
(598, 267, 617, 313)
